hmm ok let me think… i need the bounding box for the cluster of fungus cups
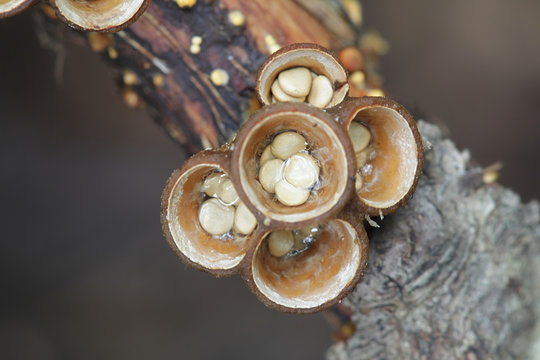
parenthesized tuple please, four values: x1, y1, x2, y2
(1, 0, 150, 32)
(161, 43, 424, 313)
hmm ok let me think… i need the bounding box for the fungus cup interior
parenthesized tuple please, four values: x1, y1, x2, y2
(258, 46, 348, 108)
(0, 0, 32, 15)
(350, 106, 419, 210)
(234, 107, 352, 225)
(165, 164, 250, 270)
(251, 219, 361, 310)
(53, 0, 145, 30)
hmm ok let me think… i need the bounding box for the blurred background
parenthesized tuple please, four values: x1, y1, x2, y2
(0, 0, 538, 359)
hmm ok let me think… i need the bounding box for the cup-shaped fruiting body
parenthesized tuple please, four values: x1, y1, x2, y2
(161, 150, 256, 276)
(337, 96, 424, 215)
(0, 0, 37, 18)
(162, 43, 424, 313)
(248, 219, 369, 313)
(50, 0, 151, 32)
(256, 43, 349, 109)
(230, 102, 356, 228)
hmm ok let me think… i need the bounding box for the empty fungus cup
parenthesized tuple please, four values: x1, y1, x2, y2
(50, 0, 150, 32)
(248, 219, 369, 312)
(161, 151, 254, 275)
(0, 0, 36, 18)
(339, 97, 424, 215)
(231, 102, 356, 228)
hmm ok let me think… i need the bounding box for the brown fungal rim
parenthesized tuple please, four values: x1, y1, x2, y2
(0, 0, 37, 18)
(241, 219, 369, 314)
(160, 150, 253, 277)
(49, 0, 151, 33)
(332, 96, 424, 216)
(255, 43, 349, 107)
(230, 102, 356, 229)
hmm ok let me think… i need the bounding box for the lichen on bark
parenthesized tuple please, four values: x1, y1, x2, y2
(327, 121, 540, 360)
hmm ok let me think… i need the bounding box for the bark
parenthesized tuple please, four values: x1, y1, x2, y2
(39, 0, 381, 153)
(34, 0, 540, 358)
(72, 0, 364, 153)
(326, 121, 540, 360)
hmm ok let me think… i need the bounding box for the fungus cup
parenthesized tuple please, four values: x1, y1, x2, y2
(334, 96, 424, 215)
(161, 150, 254, 276)
(0, 0, 150, 32)
(230, 102, 356, 228)
(161, 43, 423, 313)
(248, 219, 369, 313)
(0, 0, 37, 18)
(256, 43, 349, 109)
(50, 0, 151, 32)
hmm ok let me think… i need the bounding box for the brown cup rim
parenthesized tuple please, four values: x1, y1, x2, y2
(242, 218, 369, 314)
(331, 96, 424, 215)
(49, 0, 151, 32)
(255, 43, 349, 108)
(161, 150, 254, 277)
(230, 102, 356, 229)
(0, 0, 38, 18)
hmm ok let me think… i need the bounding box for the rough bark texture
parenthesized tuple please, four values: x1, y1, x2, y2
(32, 0, 540, 358)
(327, 121, 540, 360)
(87, 0, 362, 153)
(37, 0, 382, 153)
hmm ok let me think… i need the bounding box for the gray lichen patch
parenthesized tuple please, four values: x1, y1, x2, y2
(327, 121, 540, 360)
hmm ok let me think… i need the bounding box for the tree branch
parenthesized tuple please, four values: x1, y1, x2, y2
(78, 0, 363, 152)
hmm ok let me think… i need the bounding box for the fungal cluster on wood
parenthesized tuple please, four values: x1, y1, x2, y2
(0, 0, 150, 32)
(161, 43, 424, 313)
